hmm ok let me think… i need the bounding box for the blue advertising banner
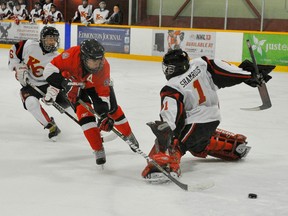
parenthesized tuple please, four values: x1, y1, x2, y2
(77, 26, 130, 54)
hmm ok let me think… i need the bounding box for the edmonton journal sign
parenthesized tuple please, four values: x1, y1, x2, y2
(78, 26, 130, 54)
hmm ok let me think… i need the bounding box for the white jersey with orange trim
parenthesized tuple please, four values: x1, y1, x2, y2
(42, 3, 52, 19)
(49, 10, 63, 22)
(30, 8, 43, 22)
(12, 7, 28, 20)
(8, 40, 59, 87)
(92, 8, 109, 24)
(160, 57, 251, 130)
(73, 4, 93, 23)
(0, 7, 12, 19)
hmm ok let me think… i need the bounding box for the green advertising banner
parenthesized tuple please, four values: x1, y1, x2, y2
(243, 34, 288, 66)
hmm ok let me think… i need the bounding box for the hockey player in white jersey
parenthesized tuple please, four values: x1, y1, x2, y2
(141, 49, 274, 183)
(0, 2, 12, 20)
(42, 0, 53, 20)
(47, 3, 63, 23)
(91, 1, 109, 24)
(70, 0, 93, 25)
(8, 26, 64, 141)
(29, 2, 43, 23)
(11, 2, 28, 24)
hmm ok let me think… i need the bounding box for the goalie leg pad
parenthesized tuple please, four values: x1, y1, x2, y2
(141, 141, 182, 181)
(206, 128, 251, 160)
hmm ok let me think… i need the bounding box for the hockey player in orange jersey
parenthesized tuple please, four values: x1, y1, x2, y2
(142, 49, 275, 183)
(43, 39, 139, 166)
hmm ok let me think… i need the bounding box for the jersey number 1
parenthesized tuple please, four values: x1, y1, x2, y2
(193, 79, 206, 104)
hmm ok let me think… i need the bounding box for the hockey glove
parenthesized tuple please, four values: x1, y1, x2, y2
(61, 79, 84, 104)
(147, 121, 173, 152)
(15, 64, 29, 86)
(239, 59, 275, 87)
(97, 114, 114, 132)
(42, 85, 60, 105)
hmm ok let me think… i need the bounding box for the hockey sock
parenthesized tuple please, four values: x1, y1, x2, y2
(25, 96, 51, 126)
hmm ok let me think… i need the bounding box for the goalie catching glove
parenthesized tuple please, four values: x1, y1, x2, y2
(14, 64, 29, 86)
(239, 59, 275, 87)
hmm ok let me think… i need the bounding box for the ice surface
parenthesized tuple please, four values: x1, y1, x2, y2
(1, 49, 288, 216)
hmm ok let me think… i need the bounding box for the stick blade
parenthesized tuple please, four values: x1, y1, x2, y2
(241, 83, 272, 111)
(241, 103, 271, 111)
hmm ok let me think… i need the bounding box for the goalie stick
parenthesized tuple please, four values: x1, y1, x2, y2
(78, 99, 214, 191)
(27, 81, 117, 143)
(241, 40, 272, 111)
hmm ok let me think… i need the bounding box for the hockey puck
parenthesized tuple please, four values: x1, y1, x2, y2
(248, 193, 257, 199)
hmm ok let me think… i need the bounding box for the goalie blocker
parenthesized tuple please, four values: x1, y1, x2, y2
(142, 121, 251, 183)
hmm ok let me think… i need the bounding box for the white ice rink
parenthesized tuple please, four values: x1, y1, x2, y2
(1, 48, 288, 216)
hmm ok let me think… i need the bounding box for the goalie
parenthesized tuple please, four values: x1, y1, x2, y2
(142, 49, 275, 183)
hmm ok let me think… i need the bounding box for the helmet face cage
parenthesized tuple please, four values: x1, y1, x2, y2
(162, 63, 176, 77)
(80, 39, 105, 74)
(40, 26, 59, 53)
(162, 49, 190, 80)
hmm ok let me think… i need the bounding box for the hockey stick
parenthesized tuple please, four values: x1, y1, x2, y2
(27, 81, 80, 124)
(27, 81, 117, 143)
(78, 99, 214, 191)
(241, 40, 272, 111)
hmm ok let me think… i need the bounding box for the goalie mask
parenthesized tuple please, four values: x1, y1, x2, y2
(162, 49, 190, 80)
(39, 26, 60, 53)
(80, 39, 105, 74)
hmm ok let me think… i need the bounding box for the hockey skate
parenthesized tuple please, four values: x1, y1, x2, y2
(45, 117, 61, 141)
(142, 151, 181, 184)
(94, 148, 106, 165)
(143, 165, 181, 184)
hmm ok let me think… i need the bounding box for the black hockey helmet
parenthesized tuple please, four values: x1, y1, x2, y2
(80, 39, 105, 74)
(162, 49, 190, 80)
(39, 26, 59, 53)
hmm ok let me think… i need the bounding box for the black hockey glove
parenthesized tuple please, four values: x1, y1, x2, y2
(147, 121, 173, 152)
(98, 114, 114, 132)
(239, 59, 275, 87)
(61, 79, 84, 104)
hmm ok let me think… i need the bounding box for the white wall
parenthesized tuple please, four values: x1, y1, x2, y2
(215, 32, 243, 62)
(68, 26, 244, 62)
